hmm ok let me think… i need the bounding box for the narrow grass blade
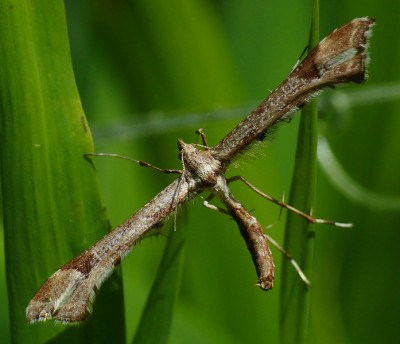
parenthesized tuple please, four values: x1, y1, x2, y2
(132, 223, 186, 344)
(279, 2, 319, 343)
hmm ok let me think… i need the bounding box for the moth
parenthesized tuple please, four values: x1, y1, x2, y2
(26, 17, 374, 323)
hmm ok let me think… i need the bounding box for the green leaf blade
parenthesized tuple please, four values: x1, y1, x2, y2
(279, 1, 319, 343)
(0, 1, 125, 343)
(132, 224, 186, 344)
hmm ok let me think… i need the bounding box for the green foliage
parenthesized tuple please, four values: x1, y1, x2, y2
(1, 0, 400, 343)
(0, 1, 124, 343)
(280, 2, 319, 343)
(132, 224, 186, 344)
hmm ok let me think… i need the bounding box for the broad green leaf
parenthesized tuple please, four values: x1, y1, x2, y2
(0, 1, 125, 343)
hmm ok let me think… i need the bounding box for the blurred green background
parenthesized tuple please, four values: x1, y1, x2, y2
(1, 0, 400, 343)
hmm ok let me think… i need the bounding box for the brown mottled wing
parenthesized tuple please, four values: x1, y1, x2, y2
(26, 177, 195, 323)
(211, 17, 374, 165)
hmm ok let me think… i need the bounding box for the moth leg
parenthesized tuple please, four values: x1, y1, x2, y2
(195, 128, 209, 148)
(227, 175, 353, 228)
(264, 232, 310, 286)
(203, 191, 308, 288)
(202, 193, 230, 215)
(204, 191, 274, 290)
(84, 153, 182, 175)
